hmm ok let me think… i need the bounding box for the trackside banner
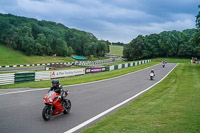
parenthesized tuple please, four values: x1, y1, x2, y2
(85, 67, 106, 74)
(50, 69, 85, 78)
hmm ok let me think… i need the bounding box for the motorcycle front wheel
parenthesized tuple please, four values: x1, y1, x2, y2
(63, 99, 71, 114)
(42, 105, 53, 121)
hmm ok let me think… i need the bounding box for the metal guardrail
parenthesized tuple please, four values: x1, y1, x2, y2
(0, 60, 151, 86)
(0, 73, 15, 85)
(14, 72, 35, 84)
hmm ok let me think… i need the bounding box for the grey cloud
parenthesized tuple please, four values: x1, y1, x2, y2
(0, 0, 199, 42)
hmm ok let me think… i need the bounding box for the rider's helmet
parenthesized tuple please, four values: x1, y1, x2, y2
(52, 79, 59, 88)
(151, 69, 154, 72)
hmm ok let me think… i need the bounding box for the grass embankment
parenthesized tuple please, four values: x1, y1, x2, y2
(0, 45, 74, 66)
(0, 62, 157, 89)
(109, 45, 123, 56)
(0, 45, 110, 66)
(81, 63, 200, 133)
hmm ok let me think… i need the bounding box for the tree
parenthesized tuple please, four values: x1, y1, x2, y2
(123, 35, 144, 60)
(196, 5, 200, 28)
(15, 26, 35, 55)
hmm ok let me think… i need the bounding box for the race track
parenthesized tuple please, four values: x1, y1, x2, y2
(0, 63, 177, 133)
(0, 66, 44, 72)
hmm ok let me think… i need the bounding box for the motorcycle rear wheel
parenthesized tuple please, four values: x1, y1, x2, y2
(42, 105, 53, 121)
(63, 99, 71, 114)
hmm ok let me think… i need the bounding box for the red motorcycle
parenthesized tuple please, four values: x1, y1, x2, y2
(42, 90, 71, 121)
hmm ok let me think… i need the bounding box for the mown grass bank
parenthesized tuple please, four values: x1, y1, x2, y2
(0, 62, 157, 89)
(109, 45, 123, 56)
(0, 45, 109, 66)
(0, 45, 75, 65)
(81, 63, 200, 133)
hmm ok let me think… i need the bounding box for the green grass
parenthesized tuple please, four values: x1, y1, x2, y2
(0, 62, 157, 89)
(109, 45, 123, 56)
(152, 58, 191, 63)
(0, 45, 74, 65)
(81, 63, 200, 133)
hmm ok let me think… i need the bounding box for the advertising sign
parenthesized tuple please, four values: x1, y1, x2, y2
(50, 68, 85, 78)
(85, 67, 106, 74)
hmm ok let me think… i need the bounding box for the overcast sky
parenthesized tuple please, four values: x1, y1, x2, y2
(0, 0, 199, 43)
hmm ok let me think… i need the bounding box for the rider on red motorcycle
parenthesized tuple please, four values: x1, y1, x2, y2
(49, 79, 64, 102)
(42, 79, 71, 121)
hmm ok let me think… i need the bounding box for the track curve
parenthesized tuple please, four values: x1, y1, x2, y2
(0, 63, 177, 133)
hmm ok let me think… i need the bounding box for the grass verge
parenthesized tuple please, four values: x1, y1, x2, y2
(81, 63, 200, 133)
(152, 58, 191, 63)
(0, 62, 157, 89)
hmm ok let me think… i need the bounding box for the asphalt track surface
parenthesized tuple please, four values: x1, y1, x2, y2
(0, 66, 44, 72)
(0, 63, 177, 133)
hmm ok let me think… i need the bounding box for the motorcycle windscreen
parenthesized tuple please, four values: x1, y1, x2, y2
(47, 91, 55, 98)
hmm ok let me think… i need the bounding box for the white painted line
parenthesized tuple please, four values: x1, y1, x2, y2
(0, 63, 157, 96)
(64, 63, 179, 133)
(0, 88, 49, 96)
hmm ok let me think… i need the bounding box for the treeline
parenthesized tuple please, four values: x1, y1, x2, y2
(111, 42, 125, 46)
(193, 5, 200, 54)
(124, 5, 200, 60)
(0, 13, 110, 56)
(123, 29, 199, 60)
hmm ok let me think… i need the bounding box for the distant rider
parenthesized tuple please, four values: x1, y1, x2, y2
(162, 60, 167, 64)
(150, 69, 155, 76)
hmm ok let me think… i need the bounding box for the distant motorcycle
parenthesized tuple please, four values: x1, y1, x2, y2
(150, 72, 155, 80)
(42, 90, 71, 121)
(162, 64, 165, 68)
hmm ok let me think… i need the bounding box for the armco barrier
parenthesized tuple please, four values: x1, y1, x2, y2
(14, 72, 35, 83)
(0, 73, 15, 85)
(105, 60, 151, 72)
(35, 71, 50, 81)
(0, 59, 151, 86)
(114, 65, 118, 70)
(0, 58, 113, 68)
(118, 64, 122, 69)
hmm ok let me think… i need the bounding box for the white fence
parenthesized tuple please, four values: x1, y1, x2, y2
(35, 71, 51, 81)
(0, 73, 15, 85)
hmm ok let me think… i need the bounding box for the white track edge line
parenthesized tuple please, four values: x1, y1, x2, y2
(0, 63, 159, 96)
(64, 63, 178, 133)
